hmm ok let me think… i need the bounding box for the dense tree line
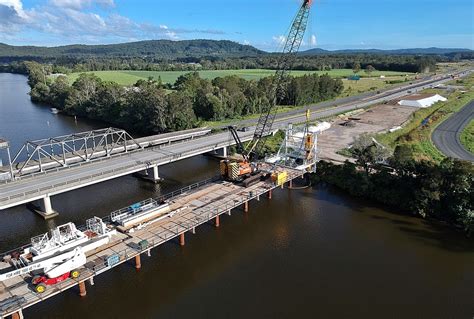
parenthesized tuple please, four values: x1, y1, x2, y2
(1, 53, 443, 75)
(24, 62, 343, 134)
(313, 138, 473, 236)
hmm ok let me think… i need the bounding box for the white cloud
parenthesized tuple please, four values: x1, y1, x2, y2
(0, 0, 30, 33)
(272, 35, 286, 45)
(310, 34, 317, 46)
(243, 40, 250, 45)
(0, 0, 224, 44)
(49, 0, 115, 10)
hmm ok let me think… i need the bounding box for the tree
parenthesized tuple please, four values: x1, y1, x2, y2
(49, 76, 70, 109)
(352, 62, 361, 74)
(364, 65, 376, 76)
(166, 92, 196, 130)
(24, 61, 48, 87)
(30, 82, 50, 103)
(351, 134, 391, 176)
(64, 73, 101, 115)
(124, 82, 167, 133)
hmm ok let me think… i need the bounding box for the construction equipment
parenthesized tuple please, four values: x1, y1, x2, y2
(0, 217, 116, 293)
(221, 0, 313, 182)
(31, 247, 87, 293)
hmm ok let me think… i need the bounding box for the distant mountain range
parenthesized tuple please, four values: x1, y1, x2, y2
(300, 47, 473, 55)
(0, 40, 265, 60)
(0, 40, 471, 61)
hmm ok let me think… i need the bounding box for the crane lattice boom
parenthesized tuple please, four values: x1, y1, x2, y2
(246, 0, 312, 160)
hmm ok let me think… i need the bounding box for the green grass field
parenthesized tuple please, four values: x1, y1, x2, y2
(460, 119, 474, 155)
(376, 74, 474, 162)
(67, 69, 411, 86)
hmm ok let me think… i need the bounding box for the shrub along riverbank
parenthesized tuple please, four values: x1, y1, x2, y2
(312, 144, 473, 236)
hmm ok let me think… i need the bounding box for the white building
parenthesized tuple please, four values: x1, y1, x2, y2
(398, 94, 447, 108)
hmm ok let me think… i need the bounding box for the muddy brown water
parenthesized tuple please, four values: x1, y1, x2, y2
(0, 73, 472, 319)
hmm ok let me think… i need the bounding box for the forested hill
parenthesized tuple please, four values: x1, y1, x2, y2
(301, 47, 473, 56)
(0, 40, 264, 60)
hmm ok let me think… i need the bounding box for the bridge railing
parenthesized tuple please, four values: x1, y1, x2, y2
(0, 128, 218, 185)
(0, 133, 254, 205)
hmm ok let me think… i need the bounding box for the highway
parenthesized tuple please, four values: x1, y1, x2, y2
(432, 100, 474, 162)
(0, 68, 472, 211)
(225, 70, 473, 129)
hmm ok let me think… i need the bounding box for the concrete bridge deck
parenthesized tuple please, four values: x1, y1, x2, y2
(0, 129, 255, 211)
(0, 166, 303, 318)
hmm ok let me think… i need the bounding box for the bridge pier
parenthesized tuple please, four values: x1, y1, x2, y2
(78, 281, 87, 297)
(10, 309, 23, 319)
(243, 201, 249, 213)
(27, 195, 59, 219)
(135, 254, 142, 269)
(217, 147, 227, 158)
(179, 233, 186, 246)
(134, 165, 161, 183)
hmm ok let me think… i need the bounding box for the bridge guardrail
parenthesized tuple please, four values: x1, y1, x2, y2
(0, 135, 252, 206)
(0, 129, 216, 185)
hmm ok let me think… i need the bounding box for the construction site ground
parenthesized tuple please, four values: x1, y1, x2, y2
(318, 104, 416, 163)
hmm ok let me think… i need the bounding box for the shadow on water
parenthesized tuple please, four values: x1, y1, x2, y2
(308, 181, 474, 253)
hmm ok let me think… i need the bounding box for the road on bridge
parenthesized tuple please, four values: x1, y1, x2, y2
(0, 68, 472, 211)
(432, 100, 474, 162)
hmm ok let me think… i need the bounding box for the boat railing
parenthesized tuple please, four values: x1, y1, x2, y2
(30, 233, 49, 251)
(0, 176, 221, 261)
(110, 198, 158, 223)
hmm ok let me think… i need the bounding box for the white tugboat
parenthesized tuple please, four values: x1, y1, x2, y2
(0, 217, 116, 293)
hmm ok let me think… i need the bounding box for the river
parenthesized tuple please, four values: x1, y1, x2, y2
(0, 73, 472, 319)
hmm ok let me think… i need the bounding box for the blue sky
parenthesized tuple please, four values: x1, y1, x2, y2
(0, 0, 473, 50)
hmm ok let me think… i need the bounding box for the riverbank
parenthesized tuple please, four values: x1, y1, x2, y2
(312, 159, 474, 236)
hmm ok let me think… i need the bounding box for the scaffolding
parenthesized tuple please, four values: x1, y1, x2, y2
(11, 128, 142, 176)
(266, 122, 320, 172)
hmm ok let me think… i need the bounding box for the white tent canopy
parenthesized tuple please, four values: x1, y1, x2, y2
(398, 94, 447, 108)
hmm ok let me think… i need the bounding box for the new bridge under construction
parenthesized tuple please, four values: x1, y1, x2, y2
(0, 163, 307, 319)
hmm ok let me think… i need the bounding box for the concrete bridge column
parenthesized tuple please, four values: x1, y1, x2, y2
(216, 147, 227, 157)
(135, 165, 161, 183)
(151, 165, 160, 182)
(28, 196, 59, 219)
